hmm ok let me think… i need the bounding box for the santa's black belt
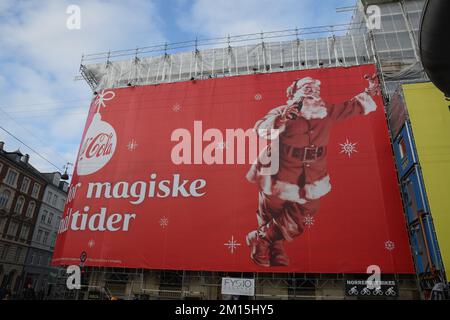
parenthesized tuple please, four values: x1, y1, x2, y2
(280, 145, 326, 162)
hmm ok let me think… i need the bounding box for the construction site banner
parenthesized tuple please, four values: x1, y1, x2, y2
(53, 64, 414, 273)
(402, 82, 450, 273)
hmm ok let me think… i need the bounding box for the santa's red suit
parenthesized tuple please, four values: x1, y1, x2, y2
(245, 76, 379, 267)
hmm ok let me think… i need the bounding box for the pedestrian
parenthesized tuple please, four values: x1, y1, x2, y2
(0, 286, 6, 300)
(22, 283, 36, 300)
(4, 286, 12, 300)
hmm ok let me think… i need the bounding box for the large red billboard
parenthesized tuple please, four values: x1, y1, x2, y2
(53, 64, 414, 273)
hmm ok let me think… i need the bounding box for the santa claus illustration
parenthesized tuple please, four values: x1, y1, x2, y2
(246, 74, 380, 267)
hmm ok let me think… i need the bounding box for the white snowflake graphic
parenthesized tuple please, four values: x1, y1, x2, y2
(224, 235, 241, 254)
(215, 141, 229, 150)
(172, 103, 182, 112)
(88, 239, 95, 248)
(159, 216, 169, 228)
(254, 93, 262, 101)
(385, 240, 395, 251)
(303, 215, 315, 228)
(340, 139, 358, 157)
(127, 139, 138, 151)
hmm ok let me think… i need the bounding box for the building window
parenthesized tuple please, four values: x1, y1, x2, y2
(7, 222, 19, 237)
(41, 210, 48, 223)
(43, 231, 49, 244)
(19, 225, 29, 240)
(37, 255, 42, 266)
(54, 215, 62, 230)
(14, 196, 25, 214)
(0, 218, 7, 233)
(31, 183, 41, 199)
(20, 177, 31, 194)
(25, 201, 35, 218)
(30, 252, 35, 265)
(51, 232, 57, 247)
(15, 247, 22, 262)
(46, 191, 53, 204)
(47, 213, 54, 225)
(36, 229, 43, 242)
(4, 169, 18, 187)
(398, 137, 407, 160)
(52, 195, 57, 206)
(60, 198, 66, 210)
(0, 189, 11, 208)
(1, 244, 10, 260)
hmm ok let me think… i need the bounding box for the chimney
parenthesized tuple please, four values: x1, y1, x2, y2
(21, 154, 30, 164)
(53, 172, 61, 186)
(0, 141, 4, 150)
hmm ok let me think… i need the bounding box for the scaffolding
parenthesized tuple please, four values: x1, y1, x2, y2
(47, 267, 420, 300)
(72, 0, 430, 300)
(79, 2, 428, 98)
(350, 0, 428, 95)
(79, 24, 377, 92)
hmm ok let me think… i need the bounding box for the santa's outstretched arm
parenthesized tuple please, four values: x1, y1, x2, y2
(328, 92, 377, 121)
(328, 74, 380, 121)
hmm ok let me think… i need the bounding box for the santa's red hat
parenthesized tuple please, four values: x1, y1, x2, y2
(286, 77, 321, 104)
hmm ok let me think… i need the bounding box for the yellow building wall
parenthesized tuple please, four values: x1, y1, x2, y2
(402, 82, 450, 273)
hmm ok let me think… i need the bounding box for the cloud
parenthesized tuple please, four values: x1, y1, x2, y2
(0, 0, 356, 175)
(178, 0, 310, 37)
(178, 0, 355, 38)
(1, 0, 164, 79)
(0, 0, 166, 173)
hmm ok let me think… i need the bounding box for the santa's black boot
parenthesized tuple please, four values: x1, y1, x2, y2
(246, 221, 282, 267)
(270, 241, 290, 266)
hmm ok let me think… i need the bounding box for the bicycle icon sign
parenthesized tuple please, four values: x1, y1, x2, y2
(385, 287, 396, 296)
(360, 287, 372, 295)
(373, 288, 384, 296)
(346, 285, 397, 297)
(348, 286, 359, 295)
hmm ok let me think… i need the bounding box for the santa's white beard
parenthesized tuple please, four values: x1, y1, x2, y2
(300, 100, 327, 119)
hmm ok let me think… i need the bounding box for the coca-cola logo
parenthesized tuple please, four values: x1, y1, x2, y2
(83, 133, 114, 160)
(77, 113, 117, 176)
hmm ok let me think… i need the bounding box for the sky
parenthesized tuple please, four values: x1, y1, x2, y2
(0, 0, 356, 175)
